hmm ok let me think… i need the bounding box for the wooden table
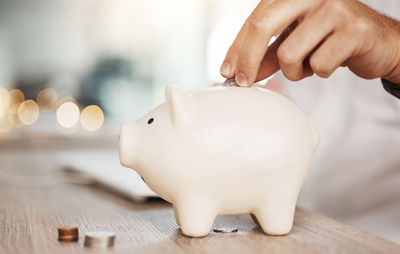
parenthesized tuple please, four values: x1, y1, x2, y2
(1, 147, 399, 254)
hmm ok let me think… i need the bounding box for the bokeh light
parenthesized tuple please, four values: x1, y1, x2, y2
(0, 114, 13, 133)
(8, 89, 25, 114)
(80, 105, 104, 131)
(58, 97, 77, 108)
(36, 88, 58, 112)
(56, 102, 80, 128)
(17, 100, 40, 125)
(11, 113, 23, 129)
(57, 90, 77, 107)
(0, 88, 10, 118)
(57, 90, 71, 99)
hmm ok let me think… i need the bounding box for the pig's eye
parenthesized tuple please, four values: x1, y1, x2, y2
(147, 118, 154, 124)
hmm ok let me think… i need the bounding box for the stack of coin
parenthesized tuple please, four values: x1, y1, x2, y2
(84, 231, 116, 249)
(58, 226, 79, 242)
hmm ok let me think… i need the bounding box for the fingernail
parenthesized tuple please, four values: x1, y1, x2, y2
(235, 72, 248, 87)
(220, 62, 231, 76)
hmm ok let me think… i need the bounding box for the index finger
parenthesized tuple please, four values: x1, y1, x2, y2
(227, 0, 318, 86)
(220, 0, 275, 79)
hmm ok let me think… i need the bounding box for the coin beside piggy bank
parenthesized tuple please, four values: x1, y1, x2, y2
(119, 85, 319, 237)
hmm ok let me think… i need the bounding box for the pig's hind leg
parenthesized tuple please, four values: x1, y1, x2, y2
(253, 199, 295, 235)
(252, 167, 304, 235)
(175, 197, 217, 237)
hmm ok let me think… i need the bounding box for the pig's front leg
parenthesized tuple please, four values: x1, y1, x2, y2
(173, 205, 181, 226)
(175, 197, 216, 237)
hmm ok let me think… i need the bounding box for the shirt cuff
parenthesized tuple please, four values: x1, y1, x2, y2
(381, 78, 400, 99)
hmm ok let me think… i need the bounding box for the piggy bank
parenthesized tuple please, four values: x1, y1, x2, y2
(119, 85, 318, 237)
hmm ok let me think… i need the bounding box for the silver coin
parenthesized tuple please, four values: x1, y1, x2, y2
(213, 227, 238, 233)
(223, 78, 238, 87)
(84, 231, 116, 248)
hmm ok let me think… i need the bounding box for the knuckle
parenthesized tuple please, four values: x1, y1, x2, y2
(277, 45, 299, 66)
(284, 72, 303, 81)
(310, 57, 331, 78)
(247, 12, 270, 32)
(328, 0, 346, 14)
(292, 73, 304, 81)
(318, 71, 331, 78)
(326, 0, 351, 19)
(353, 17, 371, 35)
(280, 65, 304, 81)
(238, 57, 255, 70)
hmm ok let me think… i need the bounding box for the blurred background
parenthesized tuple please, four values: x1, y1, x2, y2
(0, 0, 258, 136)
(1, 0, 400, 245)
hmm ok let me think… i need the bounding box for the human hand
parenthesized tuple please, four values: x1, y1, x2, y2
(220, 0, 400, 86)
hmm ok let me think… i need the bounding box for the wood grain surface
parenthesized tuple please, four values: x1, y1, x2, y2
(0, 148, 399, 254)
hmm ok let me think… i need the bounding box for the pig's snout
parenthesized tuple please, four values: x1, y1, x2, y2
(119, 122, 136, 168)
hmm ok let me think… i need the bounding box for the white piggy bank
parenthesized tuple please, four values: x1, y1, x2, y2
(119, 85, 318, 237)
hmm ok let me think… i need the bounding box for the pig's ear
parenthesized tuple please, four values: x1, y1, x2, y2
(165, 85, 195, 128)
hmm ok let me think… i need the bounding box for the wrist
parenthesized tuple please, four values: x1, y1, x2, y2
(384, 61, 400, 84)
(382, 18, 400, 84)
(383, 49, 400, 84)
